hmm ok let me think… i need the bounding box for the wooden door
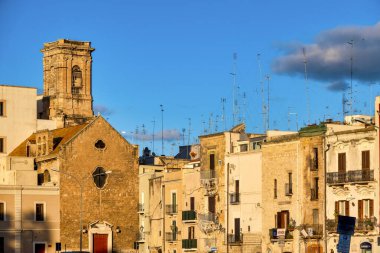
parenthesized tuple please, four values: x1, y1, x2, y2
(94, 234, 108, 253)
(234, 218, 240, 242)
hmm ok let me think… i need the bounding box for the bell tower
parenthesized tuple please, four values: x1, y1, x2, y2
(41, 39, 95, 127)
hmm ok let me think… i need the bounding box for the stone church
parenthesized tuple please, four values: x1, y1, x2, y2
(1, 39, 139, 253)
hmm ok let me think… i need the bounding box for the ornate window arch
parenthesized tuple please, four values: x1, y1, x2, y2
(72, 65, 82, 88)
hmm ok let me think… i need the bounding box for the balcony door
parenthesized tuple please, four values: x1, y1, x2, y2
(234, 218, 240, 242)
(362, 151, 370, 180)
(277, 210, 289, 229)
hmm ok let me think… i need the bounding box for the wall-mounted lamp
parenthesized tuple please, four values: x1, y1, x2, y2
(82, 228, 88, 234)
(116, 226, 121, 233)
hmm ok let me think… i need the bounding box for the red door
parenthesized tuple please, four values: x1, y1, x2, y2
(93, 234, 108, 253)
(34, 243, 45, 253)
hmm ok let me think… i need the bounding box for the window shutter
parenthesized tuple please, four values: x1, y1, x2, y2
(335, 201, 339, 215)
(370, 199, 374, 217)
(345, 201, 349, 216)
(358, 200, 363, 220)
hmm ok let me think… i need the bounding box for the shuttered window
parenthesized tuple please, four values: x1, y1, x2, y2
(335, 200, 349, 216)
(359, 199, 374, 219)
(362, 151, 370, 169)
(338, 153, 346, 172)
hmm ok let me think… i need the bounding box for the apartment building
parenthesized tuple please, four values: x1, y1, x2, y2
(325, 117, 379, 253)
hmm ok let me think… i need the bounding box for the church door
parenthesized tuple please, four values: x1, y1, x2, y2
(93, 234, 108, 253)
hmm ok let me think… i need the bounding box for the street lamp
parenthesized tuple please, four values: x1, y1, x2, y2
(52, 168, 112, 253)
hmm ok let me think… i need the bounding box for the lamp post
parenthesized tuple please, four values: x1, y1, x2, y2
(52, 168, 112, 253)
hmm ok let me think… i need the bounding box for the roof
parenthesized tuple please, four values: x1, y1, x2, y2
(9, 123, 88, 157)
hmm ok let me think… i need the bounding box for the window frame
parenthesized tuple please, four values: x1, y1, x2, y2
(35, 202, 46, 222)
(0, 137, 5, 153)
(0, 100, 5, 117)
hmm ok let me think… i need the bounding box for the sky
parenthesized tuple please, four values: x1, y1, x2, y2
(1, 0, 380, 155)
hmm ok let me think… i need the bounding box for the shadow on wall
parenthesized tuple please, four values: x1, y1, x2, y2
(0, 210, 58, 253)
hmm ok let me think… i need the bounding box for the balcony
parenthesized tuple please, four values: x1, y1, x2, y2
(136, 232, 145, 242)
(229, 192, 240, 204)
(310, 188, 318, 200)
(198, 212, 216, 223)
(327, 170, 374, 185)
(200, 170, 217, 180)
(182, 210, 197, 222)
(326, 219, 337, 232)
(269, 228, 293, 240)
(227, 234, 242, 244)
(71, 87, 82, 95)
(166, 232, 178, 242)
(166, 204, 178, 215)
(356, 219, 375, 232)
(299, 224, 323, 237)
(182, 239, 197, 250)
(138, 203, 145, 213)
(285, 183, 293, 196)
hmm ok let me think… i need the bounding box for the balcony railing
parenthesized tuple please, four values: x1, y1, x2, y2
(166, 204, 178, 215)
(229, 192, 240, 204)
(198, 212, 216, 223)
(269, 228, 293, 240)
(227, 234, 242, 244)
(327, 170, 374, 184)
(136, 232, 145, 242)
(138, 203, 145, 213)
(326, 219, 337, 232)
(200, 170, 217, 180)
(182, 239, 197, 249)
(182, 210, 197, 222)
(356, 219, 375, 232)
(310, 188, 318, 200)
(71, 87, 81, 95)
(285, 183, 293, 196)
(166, 232, 178, 242)
(299, 224, 323, 237)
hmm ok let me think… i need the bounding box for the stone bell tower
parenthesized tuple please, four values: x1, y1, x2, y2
(41, 39, 95, 127)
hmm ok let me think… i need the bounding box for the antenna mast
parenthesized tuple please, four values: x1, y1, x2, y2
(347, 40, 354, 115)
(188, 118, 191, 145)
(160, 104, 164, 155)
(221, 98, 227, 131)
(266, 75, 271, 130)
(257, 53, 267, 132)
(152, 119, 155, 153)
(303, 48, 310, 125)
(231, 53, 238, 127)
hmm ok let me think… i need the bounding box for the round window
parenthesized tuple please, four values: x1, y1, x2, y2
(95, 140, 106, 149)
(92, 167, 108, 189)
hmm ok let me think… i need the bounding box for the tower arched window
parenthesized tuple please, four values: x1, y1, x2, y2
(43, 169, 51, 183)
(72, 66, 82, 94)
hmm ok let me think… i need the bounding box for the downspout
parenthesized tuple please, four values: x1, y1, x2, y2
(162, 184, 165, 253)
(324, 142, 330, 253)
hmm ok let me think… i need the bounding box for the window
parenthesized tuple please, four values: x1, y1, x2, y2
(208, 196, 216, 214)
(240, 144, 248, 152)
(0, 138, 4, 153)
(358, 199, 374, 220)
(0, 101, 4, 116)
(362, 151, 370, 169)
(172, 192, 177, 213)
(313, 209, 319, 225)
(335, 200, 349, 216)
(274, 179, 277, 199)
(43, 170, 51, 183)
(0, 202, 4, 221)
(188, 226, 195, 239)
(92, 167, 108, 189)
(72, 66, 82, 87)
(190, 197, 195, 211)
(338, 153, 346, 173)
(276, 210, 289, 228)
(37, 173, 44, 186)
(209, 154, 215, 170)
(312, 147, 318, 170)
(35, 203, 45, 221)
(95, 140, 106, 149)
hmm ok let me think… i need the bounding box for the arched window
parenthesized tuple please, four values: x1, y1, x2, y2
(92, 167, 108, 189)
(72, 65, 82, 89)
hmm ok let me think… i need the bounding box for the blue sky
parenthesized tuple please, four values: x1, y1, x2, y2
(1, 0, 380, 155)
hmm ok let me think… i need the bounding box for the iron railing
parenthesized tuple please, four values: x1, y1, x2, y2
(166, 232, 178, 242)
(299, 224, 323, 236)
(198, 212, 216, 223)
(200, 170, 217, 180)
(227, 233, 242, 244)
(166, 204, 178, 215)
(182, 210, 197, 221)
(182, 239, 197, 249)
(327, 170, 374, 184)
(285, 183, 293, 196)
(310, 188, 318, 200)
(229, 192, 240, 204)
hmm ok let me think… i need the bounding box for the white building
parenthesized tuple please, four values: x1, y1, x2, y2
(0, 85, 56, 156)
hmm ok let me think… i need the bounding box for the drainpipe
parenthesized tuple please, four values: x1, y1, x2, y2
(162, 184, 165, 253)
(324, 142, 330, 253)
